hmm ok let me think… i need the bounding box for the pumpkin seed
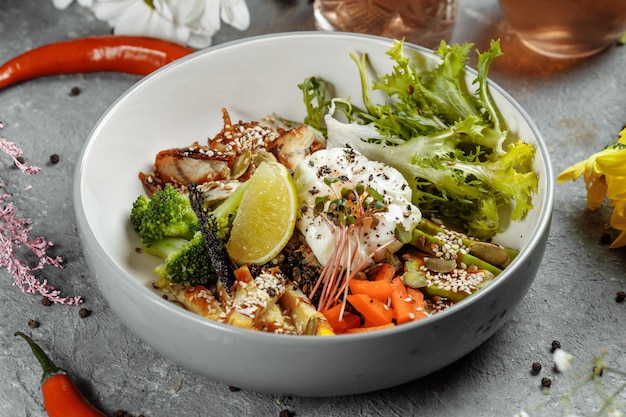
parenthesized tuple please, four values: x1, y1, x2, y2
(423, 257, 457, 273)
(402, 269, 428, 288)
(230, 148, 252, 179)
(468, 241, 510, 267)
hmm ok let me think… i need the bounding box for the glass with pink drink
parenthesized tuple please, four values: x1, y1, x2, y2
(499, 0, 626, 58)
(313, 0, 458, 49)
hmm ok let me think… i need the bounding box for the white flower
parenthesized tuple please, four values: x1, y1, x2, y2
(553, 348, 574, 372)
(514, 411, 530, 417)
(54, 0, 250, 48)
(52, 0, 94, 9)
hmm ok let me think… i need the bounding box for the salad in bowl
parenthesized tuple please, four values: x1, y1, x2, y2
(74, 33, 553, 396)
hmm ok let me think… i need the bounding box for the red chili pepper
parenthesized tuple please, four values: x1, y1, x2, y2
(0, 35, 195, 89)
(14, 331, 107, 417)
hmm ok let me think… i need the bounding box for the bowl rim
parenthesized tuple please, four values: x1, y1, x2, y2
(74, 31, 555, 344)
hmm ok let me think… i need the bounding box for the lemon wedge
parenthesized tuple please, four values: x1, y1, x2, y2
(226, 161, 298, 265)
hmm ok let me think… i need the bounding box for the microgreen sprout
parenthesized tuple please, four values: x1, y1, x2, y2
(308, 180, 395, 313)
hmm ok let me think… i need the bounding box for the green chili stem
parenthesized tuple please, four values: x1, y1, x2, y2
(14, 331, 63, 383)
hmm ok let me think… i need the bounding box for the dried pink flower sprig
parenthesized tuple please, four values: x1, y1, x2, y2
(0, 121, 82, 305)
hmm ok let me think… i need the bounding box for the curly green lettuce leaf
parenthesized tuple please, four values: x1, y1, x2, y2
(307, 39, 538, 240)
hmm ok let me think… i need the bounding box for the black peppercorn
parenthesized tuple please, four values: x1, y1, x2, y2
(41, 296, 52, 306)
(616, 291, 625, 303)
(69, 86, 81, 96)
(531, 362, 542, 375)
(49, 153, 60, 164)
(541, 377, 552, 388)
(551, 340, 561, 352)
(79, 307, 92, 318)
(28, 319, 40, 328)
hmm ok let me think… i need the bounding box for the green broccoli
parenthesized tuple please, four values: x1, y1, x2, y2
(130, 185, 199, 247)
(130, 182, 251, 289)
(144, 232, 215, 289)
(187, 183, 251, 294)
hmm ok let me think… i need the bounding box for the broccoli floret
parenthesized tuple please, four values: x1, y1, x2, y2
(143, 232, 214, 288)
(187, 183, 250, 294)
(130, 185, 199, 247)
(130, 182, 252, 290)
(130, 194, 150, 232)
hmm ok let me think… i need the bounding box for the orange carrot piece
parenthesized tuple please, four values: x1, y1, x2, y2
(390, 277, 427, 324)
(322, 304, 360, 333)
(233, 265, 253, 283)
(406, 287, 428, 320)
(345, 323, 395, 333)
(348, 278, 394, 302)
(374, 262, 397, 282)
(347, 293, 394, 327)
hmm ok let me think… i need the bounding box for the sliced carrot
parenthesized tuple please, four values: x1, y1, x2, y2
(233, 265, 253, 283)
(390, 277, 427, 324)
(406, 286, 425, 306)
(345, 323, 395, 333)
(322, 304, 361, 333)
(348, 278, 393, 302)
(347, 293, 394, 327)
(374, 262, 397, 282)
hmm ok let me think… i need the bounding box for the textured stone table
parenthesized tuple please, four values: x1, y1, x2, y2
(1, 1, 625, 416)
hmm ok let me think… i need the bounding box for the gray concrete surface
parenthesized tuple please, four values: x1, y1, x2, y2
(0, 1, 625, 416)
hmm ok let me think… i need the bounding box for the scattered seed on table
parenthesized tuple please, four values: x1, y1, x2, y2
(541, 377, 552, 388)
(616, 291, 625, 303)
(78, 308, 91, 318)
(228, 386, 241, 392)
(279, 410, 296, 417)
(550, 340, 561, 352)
(28, 319, 40, 328)
(41, 296, 52, 307)
(14, 156, 25, 167)
(69, 86, 81, 96)
(49, 153, 60, 164)
(531, 362, 542, 375)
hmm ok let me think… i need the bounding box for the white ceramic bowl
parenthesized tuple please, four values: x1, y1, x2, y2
(74, 32, 554, 397)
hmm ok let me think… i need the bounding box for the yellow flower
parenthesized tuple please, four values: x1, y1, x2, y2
(556, 148, 610, 210)
(609, 200, 626, 248)
(557, 127, 626, 248)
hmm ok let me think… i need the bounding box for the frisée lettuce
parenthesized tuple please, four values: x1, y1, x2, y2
(300, 39, 538, 240)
